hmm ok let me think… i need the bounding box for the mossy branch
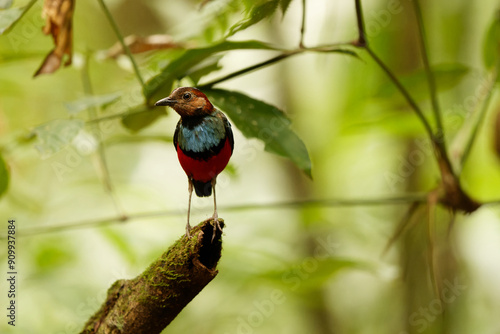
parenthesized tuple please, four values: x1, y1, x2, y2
(80, 219, 224, 334)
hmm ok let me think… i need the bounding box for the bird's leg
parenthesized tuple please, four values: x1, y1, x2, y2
(212, 178, 218, 220)
(186, 178, 193, 238)
(211, 178, 222, 241)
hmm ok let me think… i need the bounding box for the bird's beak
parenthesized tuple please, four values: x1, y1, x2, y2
(155, 97, 176, 106)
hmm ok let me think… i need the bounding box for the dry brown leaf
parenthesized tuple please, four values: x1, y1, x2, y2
(34, 0, 74, 77)
(105, 34, 182, 59)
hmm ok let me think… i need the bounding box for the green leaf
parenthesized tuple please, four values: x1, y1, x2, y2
(144, 40, 278, 104)
(260, 257, 367, 291)
(0, 51, 45, 63)
(0, 154, 9, 198)
(346, 109, 429, 137)
(186, 55, 223, 85)
(0, 0, 13, 9)
(121, 105, 166, 133)
(343, 99, 428, 137)
(33, 119, 84, 158)
(377, 63, 470, 101)
(64, 92, 121, 115)
(483, 12, 500, 70)
(279, 0, 294, 15)
(204, 89, 312, 178)
(199, 1, 237, 43)
(0, 0, 35, 35)
(100, 227, 137, 265)
(0, 7, 23, 34)
(228, 0, 280, 37)
(34, 241, 75, 271)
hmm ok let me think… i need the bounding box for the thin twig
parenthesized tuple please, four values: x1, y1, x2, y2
(411, 1, 457, 181)
(4, 194, 429, 238)
(198, 47, 354, 89)
(299, 0, 306, 48)
(353, 0, 461, 205)
(353, 0, 367, 46)
(96, 0, 146, 90)
(382, 202, 421, 256)
(352, 0, 433, 139)
(364, 46, 435, 140)
(413, 0, 444, 141)
(199, 51, 299, 89)
(460, 66, 499, 171)
(81, 54, 126, 218)
(426, 190, 441, 300)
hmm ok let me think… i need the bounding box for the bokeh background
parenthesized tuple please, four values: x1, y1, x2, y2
(2, 0, 500, 333)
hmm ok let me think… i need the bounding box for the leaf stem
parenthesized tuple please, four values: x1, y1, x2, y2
(96, 0, 145, 91)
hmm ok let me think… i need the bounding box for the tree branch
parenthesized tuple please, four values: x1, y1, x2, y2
(80, 219, 224, 334)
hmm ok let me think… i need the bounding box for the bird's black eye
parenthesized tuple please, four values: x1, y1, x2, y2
(182, 93, 192, 100)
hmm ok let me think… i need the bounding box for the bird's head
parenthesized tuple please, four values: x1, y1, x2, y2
(155, 87, 214, 118)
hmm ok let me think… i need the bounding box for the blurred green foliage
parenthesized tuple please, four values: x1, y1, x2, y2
(376, 63, 470, 102)
(483, 10, 500, 71)
(0, 154, 8, 197)
(1, 1, 500, 334)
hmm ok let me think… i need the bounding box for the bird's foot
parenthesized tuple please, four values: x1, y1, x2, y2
(210, 214, 222, 243)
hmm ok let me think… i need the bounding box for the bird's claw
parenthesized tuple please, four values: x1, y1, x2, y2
(211, 216, 222, 243)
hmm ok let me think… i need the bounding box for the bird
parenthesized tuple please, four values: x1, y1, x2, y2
(155, 87, 234, 239)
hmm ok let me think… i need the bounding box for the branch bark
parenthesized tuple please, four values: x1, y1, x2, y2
(80, 219, 224, 334)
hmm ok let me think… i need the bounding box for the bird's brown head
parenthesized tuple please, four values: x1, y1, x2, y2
(155, 87, 214, 118)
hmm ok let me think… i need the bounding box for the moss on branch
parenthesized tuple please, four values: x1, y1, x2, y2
(80, 219, 224, 334)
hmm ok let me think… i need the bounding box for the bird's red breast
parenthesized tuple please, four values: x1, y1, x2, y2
(176, 136, 233, 182)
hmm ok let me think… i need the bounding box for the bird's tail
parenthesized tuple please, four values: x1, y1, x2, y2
(192, 179, 212, 197)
